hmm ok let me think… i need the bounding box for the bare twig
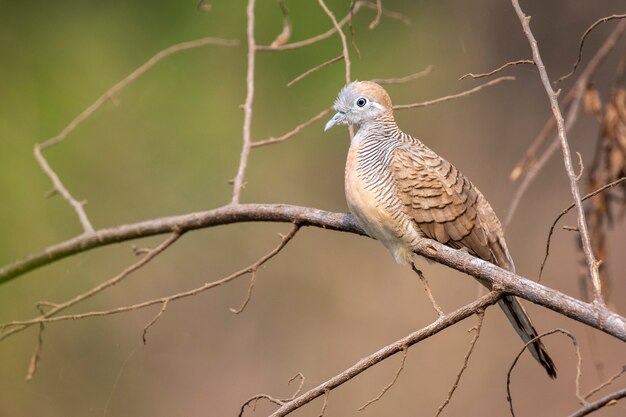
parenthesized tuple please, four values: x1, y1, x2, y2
(358, 346, 408, 411)
(412, 263, 444, 317)
(539, 176, 626, 281)
(270, 1, 292, 47)
(584, 365, 626, 400)
(25, 306, 46, 381)
(318, 0, 351, 85)
(231, 0, 257, 204)
(567, 388, 626, 417)
(393, 76, 515, 110)
(256, 1, 409, 52)
(0, 232, 181, 342)
(239, 373, 305, 417)
(434, 312, 485, 417)
(371, 65, 433, 84)
(39, 37, 238, 151)
(368, 0, 382, 29)
(512, 0, 606, 306)
(505, 20, 626, 227)
(556, 14, 626, 84)
(459, 59, 534, 80)
(142, 299, 169, 343)
(0, 226, 298, 340)
(251, 109, 332, 148)
(2, 205, 626, 344)
(287, 55, 344, 87)
(34, 145, 94, 233)
(506, 329, 581, 417)
(268, 292, 502, 417)
(318, 389, 330, 417)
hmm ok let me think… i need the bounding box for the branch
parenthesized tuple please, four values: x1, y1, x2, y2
(556, 14, 626, 84)
(567, 388, 626, 417)
(318, 0, 351, 85)
(511, 0, 606, 306)
(1, 205, 625, 342)
(393, 76, 514, 110)
(459, 59, 533, 80)
(231, 0, 257, 204)
(268, 291, 502, 417)
(505, 19, 626, 227)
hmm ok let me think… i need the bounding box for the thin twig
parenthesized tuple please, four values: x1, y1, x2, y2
(412, 263, 444, 317)
(231, 0, 257, 204)
(368, 0, 382, 30)
(239, 373, 305, 417)
(459, 59, 534, 80)
(371, 65, 433, 84)
(0, 227, 298, 339)
(584, 365, 626, 400)
(556, 14, 626, 84)
(0, 232, 181, 342)
(270, 1, 292, 47)
(567, 388, 626, 417)
(39, 37, 238, 151)
(318, 0, 351, 85)
(256, 1, 409, 52)
(434, 312, 485, 417)
(25, 306, 46, 381)
(358, 346, 408, 411)
(393, 76, 514, 110)
(287, 55, 344, 87)
(506, 329, 581, 417)
(318, 389, 330, 417)
(539, 177, 626, 281)
(512, 0, 606, 306)
(251, 109, 332, 148)
(34, 145, 94, 233)
(142, 300, 169, 344)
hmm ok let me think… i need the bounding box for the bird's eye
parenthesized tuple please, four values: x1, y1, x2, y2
(356, 97, 368, 108)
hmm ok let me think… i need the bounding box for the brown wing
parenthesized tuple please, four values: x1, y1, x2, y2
(391, 142, 514, 270)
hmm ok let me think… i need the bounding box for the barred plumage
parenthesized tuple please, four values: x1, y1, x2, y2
(326, 80, 557, 378)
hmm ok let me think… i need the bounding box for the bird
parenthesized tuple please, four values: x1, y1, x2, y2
(324, 80, 557, 378)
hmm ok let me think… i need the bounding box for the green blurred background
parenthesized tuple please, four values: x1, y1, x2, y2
(1, 1, 625, 416)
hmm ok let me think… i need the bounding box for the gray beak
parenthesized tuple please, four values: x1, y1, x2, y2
(324, 112, 345, 131)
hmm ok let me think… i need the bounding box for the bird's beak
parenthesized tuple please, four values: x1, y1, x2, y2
(324, 111, 345, 131)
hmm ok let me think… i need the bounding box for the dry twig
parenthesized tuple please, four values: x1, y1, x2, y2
(412, 263, 444, 317)
(239, 373, 305, 417)
(268, 292, 502, 417)
(506, 329, 581, 417)
(434, 312, 485, 417)
(251, 109, 332, 148)
(539, 177, 626, 280)
(287, 55, 344, 87)
(318, 0, 351, 85)
(358, 346, 408, 411)
(459, 59, 534, 80)
(584, 365, 626, 400)
(372, 65, 433, 84)
(393, 76, 514, 110)
(512, 0, 606, 306)
(567, 388, 626, 417)
(0, 232, 181, 342)
(556, 14, 626, 84)
(231, 0, 257, 204)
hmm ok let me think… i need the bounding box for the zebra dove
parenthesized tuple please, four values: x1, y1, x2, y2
(325, 81, 557, 378)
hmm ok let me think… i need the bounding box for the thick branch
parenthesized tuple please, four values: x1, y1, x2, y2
(1, 204, 624, 343)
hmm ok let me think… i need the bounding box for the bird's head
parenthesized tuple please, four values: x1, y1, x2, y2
(324, 81, 393, 131)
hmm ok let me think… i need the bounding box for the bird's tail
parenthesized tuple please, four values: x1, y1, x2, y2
(497, 296, 557, 378)
(490, 236, 557, 378)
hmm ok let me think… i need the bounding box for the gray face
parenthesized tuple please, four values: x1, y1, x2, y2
(324, 83, 387, 131)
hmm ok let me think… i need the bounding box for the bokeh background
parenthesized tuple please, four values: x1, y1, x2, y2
(1, 1, 625, 416)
